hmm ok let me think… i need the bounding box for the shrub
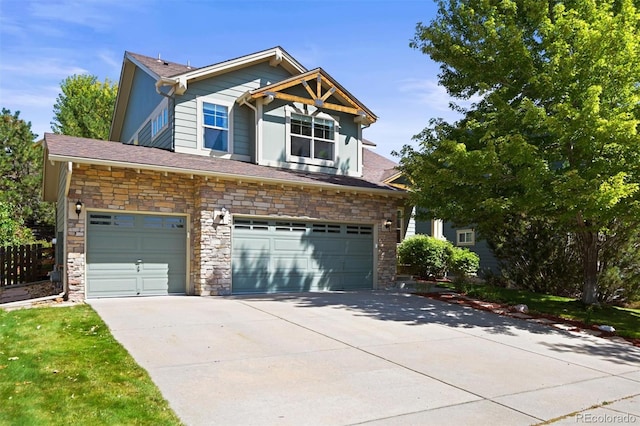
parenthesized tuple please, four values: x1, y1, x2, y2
(448, 247, 480, 277)
(397, 235, 449, 278)
(398, 235, 479, 280)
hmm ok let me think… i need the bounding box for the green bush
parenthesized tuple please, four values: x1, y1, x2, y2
(448, 247, 480, 277)
(397, 235, 449, 278)
(397, 235, 479, 279)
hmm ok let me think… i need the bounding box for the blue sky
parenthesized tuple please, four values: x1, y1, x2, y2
(0, 0, 460, 159)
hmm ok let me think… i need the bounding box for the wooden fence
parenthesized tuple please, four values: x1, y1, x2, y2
(0, 244, 54, 287)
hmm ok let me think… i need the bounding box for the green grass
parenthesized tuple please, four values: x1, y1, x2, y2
(440, 282, 640, 340)
(0, 304, 183, 426)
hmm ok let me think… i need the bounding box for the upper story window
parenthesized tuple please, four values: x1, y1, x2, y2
(151, 107, 168, 139)
(290, 113, 336, 162)
(203, 102, 229, 152)
(457, 229, 475, 246)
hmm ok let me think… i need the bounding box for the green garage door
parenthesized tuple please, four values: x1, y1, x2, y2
(232, 218, 373, 294)
(86, 212, 187, 298)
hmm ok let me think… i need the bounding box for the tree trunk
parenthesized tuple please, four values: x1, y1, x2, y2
(581, 231, 599, 305)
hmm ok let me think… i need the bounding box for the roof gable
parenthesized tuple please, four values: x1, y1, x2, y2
(110, 47, 307, 141)
(246, 68, 377, 125)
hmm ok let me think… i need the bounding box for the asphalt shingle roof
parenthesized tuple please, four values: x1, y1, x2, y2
(44, 133, 402, 193)
(127, 52, 195, 78)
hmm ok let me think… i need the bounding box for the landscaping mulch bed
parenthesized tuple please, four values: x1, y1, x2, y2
(415, 290, 640, 348)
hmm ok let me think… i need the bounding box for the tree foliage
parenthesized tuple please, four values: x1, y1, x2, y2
(0, 202, 34, 246)
(0, 108, 52, 243)
(487, 215, 583, 296)
(51, 74, 118, 140)
(400, 0, 640, 304)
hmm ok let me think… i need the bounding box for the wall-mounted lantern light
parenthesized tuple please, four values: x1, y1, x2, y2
(219, 207, 227, 220)
(75, 200, 83, 218)
(384, 219, 393, 230)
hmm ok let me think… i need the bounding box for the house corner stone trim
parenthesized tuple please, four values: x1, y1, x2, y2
(195, 209, 232, 296)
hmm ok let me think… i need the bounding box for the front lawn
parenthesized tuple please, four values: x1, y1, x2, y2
(0, 304, 183, 425)
(435, 282, 640, 340)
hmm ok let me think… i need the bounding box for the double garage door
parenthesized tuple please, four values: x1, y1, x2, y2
(86, 212, 187, 298)
(232, 218, 374, 294)
(86, 213, 373, 297)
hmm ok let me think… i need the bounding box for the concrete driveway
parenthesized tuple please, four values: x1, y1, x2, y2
(89, 291, 640, 425)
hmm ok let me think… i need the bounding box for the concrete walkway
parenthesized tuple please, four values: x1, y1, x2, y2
(89, 292, 640, 425)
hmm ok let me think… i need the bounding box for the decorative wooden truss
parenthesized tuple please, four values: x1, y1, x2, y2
(248, 68, 377, 125)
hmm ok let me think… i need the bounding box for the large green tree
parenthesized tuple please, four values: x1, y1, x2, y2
(400, 0, 640, 304)
(0, 109, 45, 245)
(51, 74, 118, 140)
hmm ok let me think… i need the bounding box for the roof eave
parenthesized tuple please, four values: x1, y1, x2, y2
(178, 46, 307, 83)
(46, 153, 407, 198)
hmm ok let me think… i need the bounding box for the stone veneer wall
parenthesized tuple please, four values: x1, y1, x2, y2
(65, 164, 402, 300)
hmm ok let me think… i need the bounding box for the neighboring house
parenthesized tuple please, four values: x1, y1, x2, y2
(41, 47, 407, 301)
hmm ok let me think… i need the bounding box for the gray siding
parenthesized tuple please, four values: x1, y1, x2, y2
(174, 62, 292, 157)
(151, 126, 172, 150)
(262, 99, 287, 163)
(121, 68, 164, 143)
(138, 121, 152, 147)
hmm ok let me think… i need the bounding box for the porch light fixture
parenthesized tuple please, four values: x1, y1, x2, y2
(384, 219, 393, 230)
(75, 200, 83, 218)
(219, 207, 227, 220)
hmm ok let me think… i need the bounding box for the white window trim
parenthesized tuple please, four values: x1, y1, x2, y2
(456, 229, 475, 246)
(197, 96, 234, 156)
(285, 106, 339, 167)
(150, 99, 169, 140)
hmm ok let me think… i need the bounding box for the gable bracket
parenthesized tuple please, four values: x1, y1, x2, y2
(264, 91, 362, 116)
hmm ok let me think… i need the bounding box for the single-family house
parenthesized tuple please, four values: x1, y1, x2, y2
(41, 47, 408, 301)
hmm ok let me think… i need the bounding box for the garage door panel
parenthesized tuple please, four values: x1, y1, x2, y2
(87, 262, 138, 273)
(310, 255, 343, 271)
(234, 237, 271, 252)
(140, 277, 170, 295)
(272, 237, 306, 252)
(345, 240, 373, 253)
(344, 255, 372, 272)
(87, 212, 187, 298)
(272, 255, 310, 272)
(309, 238, 347, 254)
(141, 235, 183, 251)
(89, 277, 139, 295)
(89, 234, 140, 251)
(232, 219, 373, 294)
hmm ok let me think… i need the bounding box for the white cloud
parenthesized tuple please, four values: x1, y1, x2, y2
(397, 77, 482, 113)
(97, 50, 122, 76)
(0, 61, 89, 79)
(28, 0, 145, 32)
(0, 86, 59, 108)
